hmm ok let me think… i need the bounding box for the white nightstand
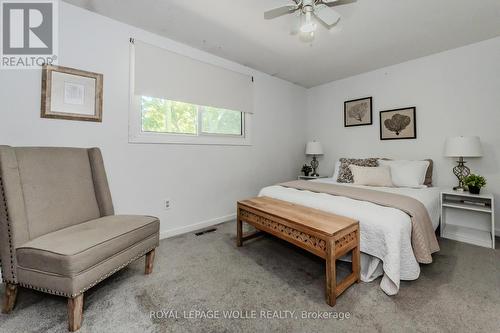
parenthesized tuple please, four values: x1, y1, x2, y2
(440, 189, 495, 249)
(298, 175, 328, 180)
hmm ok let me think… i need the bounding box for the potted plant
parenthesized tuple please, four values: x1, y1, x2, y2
(301, 164, 312, 177)
(463, 174, 487, 194)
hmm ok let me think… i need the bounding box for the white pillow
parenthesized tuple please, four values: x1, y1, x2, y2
(332, 161, 341, 180)
(349, 165, 393, 187)
(378, 159, 430, 188)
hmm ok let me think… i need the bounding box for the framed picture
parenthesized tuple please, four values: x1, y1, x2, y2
(380, 107, 416, 140)
(41, 65, 103, 122)
(344, 97, 372, 127)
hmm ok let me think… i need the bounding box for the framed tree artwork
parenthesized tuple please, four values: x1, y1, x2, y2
(380, 107, 416, 140)
(41, 65, 103, 122)
(344, 97, 372, 127)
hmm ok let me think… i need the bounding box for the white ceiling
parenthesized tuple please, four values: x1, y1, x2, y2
(64, 0, 500, 88)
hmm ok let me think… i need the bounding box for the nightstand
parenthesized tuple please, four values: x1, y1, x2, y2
(298, 175, 328, 180)
(440, 189, 495, 249)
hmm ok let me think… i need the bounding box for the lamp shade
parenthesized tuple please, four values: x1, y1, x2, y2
(306, 141, 323, 155)
(444, 136, 483, 157)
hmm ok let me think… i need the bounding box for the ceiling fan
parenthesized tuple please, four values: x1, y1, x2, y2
(264, 0, 349, 42)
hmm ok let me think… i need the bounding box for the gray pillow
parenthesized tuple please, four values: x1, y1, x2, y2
(337, 158, 379, 183)
(423, 159, 433, 187)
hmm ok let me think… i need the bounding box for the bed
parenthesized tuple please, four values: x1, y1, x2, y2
(259, 176, 441, 296)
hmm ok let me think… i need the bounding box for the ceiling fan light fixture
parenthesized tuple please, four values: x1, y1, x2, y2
(300, 22, 316, 33)
(264, 0, 351, 42)
(299, 31, 315, 43)
(300, 11, 317, 33)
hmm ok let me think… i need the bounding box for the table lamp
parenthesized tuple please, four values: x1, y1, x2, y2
(444, 136, 483, 190)
(306, 141, 324, 177)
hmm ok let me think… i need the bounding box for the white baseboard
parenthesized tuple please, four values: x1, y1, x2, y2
(159, 213, 236, 240)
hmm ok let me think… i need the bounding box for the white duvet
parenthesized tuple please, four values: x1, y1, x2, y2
(259, 178, 441, 295)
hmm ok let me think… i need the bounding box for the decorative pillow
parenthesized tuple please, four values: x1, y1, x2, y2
(332, 161, 341, 180)
(423, 159, 433, 187)
(378, 159, 430, 188)
(380, 158, 433, 186)
(337, 158, 378, 183)
(349, 165, 393, 187)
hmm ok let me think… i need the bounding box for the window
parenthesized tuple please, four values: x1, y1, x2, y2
(141, 96, 243, 137)
(129, 40, 253, 145)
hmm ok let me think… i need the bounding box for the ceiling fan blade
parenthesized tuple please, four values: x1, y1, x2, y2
(264, 0, 299, 20)
(313, 4, 341, 26)
(322, 0, 357, 7)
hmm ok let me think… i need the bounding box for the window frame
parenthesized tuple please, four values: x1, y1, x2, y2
(129, 95, 252, 146)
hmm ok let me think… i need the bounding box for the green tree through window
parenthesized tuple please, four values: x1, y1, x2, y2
(141, 97, 197, 134)
(141, 96, 242, 136)
(201, 107, 242, 135)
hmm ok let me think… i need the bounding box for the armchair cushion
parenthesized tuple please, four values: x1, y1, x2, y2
(16, 215, 159, 277)
(14, 147, 102, 238)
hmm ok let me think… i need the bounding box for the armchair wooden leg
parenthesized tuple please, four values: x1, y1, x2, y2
(145, 249, 155, 275)
(2, 283, 18, 314)
(68, 294, 84, 332)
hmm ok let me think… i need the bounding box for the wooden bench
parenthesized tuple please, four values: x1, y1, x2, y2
(237, 196, 360, 306)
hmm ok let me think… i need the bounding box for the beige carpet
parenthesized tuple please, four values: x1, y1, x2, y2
(1, 221, 499, 332)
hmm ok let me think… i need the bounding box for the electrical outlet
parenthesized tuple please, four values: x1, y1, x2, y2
(164, 199, 172, 210)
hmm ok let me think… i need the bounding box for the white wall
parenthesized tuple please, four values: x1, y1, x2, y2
(0, 3, 307, 238)
(2, 2, 498, 241)
(306, 37, 500, 232)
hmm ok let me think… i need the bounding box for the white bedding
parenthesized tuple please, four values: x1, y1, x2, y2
(258, 178, 441, 295)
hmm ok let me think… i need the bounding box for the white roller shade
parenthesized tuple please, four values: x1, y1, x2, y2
(132, 40, 254, 113)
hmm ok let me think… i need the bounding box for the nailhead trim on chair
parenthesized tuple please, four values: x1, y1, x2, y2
(18, 246, 157, 298)
(17, 282, 68, 297)
(0, 175, 16, 283)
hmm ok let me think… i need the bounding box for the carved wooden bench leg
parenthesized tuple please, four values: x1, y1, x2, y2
(145, 249, 156, 275)
(237, 214, 264, 247)
(353, 233, 361, 283)
(68, 294, 84, 332)
(236, 217, 243, 247)
(2, 283, 18, 314)
(325, 239, 337, 307)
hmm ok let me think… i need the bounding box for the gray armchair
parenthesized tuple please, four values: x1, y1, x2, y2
(0, 146, 159, 331)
